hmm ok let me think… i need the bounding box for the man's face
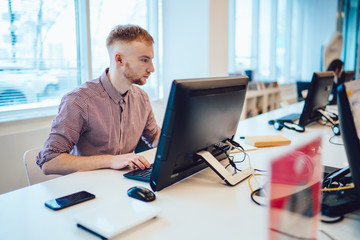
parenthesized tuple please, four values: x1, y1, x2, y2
(122, 41, 155, 86)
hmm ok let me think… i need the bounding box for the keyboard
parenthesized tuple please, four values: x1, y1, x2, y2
(123, 165, 153, 182)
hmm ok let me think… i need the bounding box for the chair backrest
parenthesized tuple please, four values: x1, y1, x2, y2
(23, 147, 60, 185)
(134, 138, 152, 153)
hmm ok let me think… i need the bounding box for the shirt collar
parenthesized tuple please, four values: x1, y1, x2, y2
(100, 68, 131, 104)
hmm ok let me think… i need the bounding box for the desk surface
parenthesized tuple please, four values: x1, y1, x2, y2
(1, 102, 359, 240)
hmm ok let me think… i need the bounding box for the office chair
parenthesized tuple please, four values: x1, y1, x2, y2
(134, 138, 152, 153)
(23, 147, 60, 186)
(23, 140, 150, 186)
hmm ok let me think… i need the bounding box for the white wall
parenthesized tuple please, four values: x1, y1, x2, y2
(301, 0, 338, 80)
(0, 117, 53, 193)
(161, 0, 229, 99)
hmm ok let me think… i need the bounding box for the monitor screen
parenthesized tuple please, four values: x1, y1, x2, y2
(298, 72, 334, 127)
(337, 79, 360, 194)
(150, 76, 248, 191)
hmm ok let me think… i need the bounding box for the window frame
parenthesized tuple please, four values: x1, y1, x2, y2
(0, 0, 160, 123)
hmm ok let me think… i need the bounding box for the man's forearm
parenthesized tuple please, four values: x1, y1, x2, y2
(41, 153, 113, 175)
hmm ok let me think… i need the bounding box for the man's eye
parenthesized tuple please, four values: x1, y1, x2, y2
(141, 59, 149, 63)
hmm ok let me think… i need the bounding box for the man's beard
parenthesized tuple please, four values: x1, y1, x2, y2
(124, 62, 146, 86)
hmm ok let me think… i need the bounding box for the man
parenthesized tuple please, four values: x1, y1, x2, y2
(36, 24, 160, 175)
(327, 58, 344, 105)
(327, 58, 344, 79)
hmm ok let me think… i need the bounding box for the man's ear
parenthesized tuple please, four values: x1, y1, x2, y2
(115, 53, 123, 66)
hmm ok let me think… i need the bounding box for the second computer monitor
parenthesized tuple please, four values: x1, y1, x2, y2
(338, 80, 360, 194)
(298, 72, 334, 127)
(150, 76, 248, 191)
(338, 70, 355, 85)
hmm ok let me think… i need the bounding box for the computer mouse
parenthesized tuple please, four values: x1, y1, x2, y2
(127, 186, 156, 202)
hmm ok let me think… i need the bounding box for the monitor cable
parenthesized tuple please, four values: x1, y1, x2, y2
(270, 228, 321, 240)
(226, 139, 269, 203)
(320, 215, 344, 224)
(322, 166, 351, 189)
(317, 109, 341, 136)
(324, 109, 338, 122)
(269, 228, 336, 240)
(226, 139, 254, 177)
(328, 134, 343, 145)
(213, 145, 244, 173)
(250, 188, 265, 207)
(248, 174, 267, 207)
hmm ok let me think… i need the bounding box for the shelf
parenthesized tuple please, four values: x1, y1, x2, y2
(241, 88, 281, 119)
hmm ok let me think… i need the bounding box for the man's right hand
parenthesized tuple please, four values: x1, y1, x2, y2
(110, 153, 151, 170)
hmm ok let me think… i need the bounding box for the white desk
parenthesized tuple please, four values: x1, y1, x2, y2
(1, 102, 359, 240)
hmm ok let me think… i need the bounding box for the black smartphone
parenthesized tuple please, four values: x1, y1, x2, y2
(44, 191, 95, 211)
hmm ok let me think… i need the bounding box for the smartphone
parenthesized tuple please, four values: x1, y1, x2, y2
(44, 191, 95, 211)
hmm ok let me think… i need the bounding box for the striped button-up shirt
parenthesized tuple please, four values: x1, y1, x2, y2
(37, 69, 160, 168)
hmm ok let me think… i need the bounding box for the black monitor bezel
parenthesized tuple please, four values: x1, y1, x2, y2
(330, 70, 355, 105)
(337, 80, 360, 194)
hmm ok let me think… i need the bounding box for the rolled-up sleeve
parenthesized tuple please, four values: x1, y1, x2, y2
(36, 93, 88, 168)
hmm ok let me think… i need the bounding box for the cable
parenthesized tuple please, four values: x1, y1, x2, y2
(213, 145, 243, 173)
(321, 184, 354, 192)
(322, 167, 353, 190)
(324, 109, 338, 121)
(226, 139, 258, 185)
(226, 139, 270, 204)
(247, 173, 263, 193)
(250, 188, 266, 206)
(269, 228, 316, 240)
(319, 229, 336, 240)
(320, 215, 344, 224)
(322, 168, 344, 188)
(254, 168, 267, 172)
(328, 135, 343, 145)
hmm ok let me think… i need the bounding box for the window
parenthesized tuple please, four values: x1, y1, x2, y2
(342, 0, 360, 77)
(89, 0, 160, 101)
(0, 0, 160, 122)
(0, 0, 78, 121)
(231, 0, 339, 84)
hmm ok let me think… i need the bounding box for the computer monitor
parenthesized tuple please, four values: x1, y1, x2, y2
(298, 72, 334, 127)
(337, 80, 360, 193)
(149, 76, 249, 191)
(329, 70, 355, 105)
(321, 80, 360, 216)
(338, 70, 355, 85)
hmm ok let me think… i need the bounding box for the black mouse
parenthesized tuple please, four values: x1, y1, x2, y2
(127, 186, 156, 202)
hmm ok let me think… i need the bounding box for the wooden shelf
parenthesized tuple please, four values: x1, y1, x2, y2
(241, 88, 281, 119)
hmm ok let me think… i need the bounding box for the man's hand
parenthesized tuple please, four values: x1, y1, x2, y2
(110, 153, 151, 170)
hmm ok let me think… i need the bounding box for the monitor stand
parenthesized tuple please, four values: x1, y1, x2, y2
(197, 150, 253, 186)
(317, 109, 337, 125)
